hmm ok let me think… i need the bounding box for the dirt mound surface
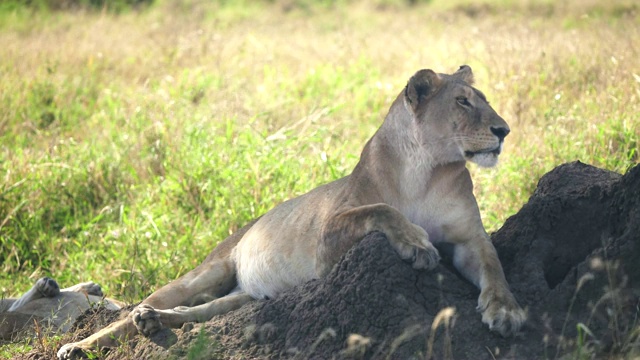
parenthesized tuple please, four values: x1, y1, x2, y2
(30, 161, 640, 359)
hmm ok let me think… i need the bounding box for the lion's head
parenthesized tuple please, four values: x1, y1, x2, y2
(403, 65, 510, 168)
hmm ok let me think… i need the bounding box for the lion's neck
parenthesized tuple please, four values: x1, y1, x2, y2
(352, 97, 465, 204)
(381, 107, 434, 169)
(374, 98, 439, 173)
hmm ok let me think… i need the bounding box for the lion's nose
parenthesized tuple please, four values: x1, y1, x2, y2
(490, 126, 510, 141)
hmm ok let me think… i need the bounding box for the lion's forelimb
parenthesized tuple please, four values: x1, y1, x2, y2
(451, 234, 503, 288)
(317, 203, 440, 276)
(449, 230, 527, 337)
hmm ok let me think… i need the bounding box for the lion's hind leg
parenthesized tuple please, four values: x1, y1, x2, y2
(62, 281, 104, 297)
(7, 277, 60, 312)
(56, 274, 239, 360)
(57, 213, 258, 360)
(57, 257, 241, 359)
(57, 316, 137, 360)
(132, 291, 253, 335)
(134, 256, 250, 335)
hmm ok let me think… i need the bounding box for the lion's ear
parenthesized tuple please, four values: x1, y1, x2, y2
(453, 65, 474, 85)
(404, 69, 442, 113)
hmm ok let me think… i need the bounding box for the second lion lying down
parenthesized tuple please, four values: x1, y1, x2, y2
(0, 277, 122, 341)
(58, 65, 526, 359)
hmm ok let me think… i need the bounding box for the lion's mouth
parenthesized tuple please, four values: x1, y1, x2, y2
(464, 145, 501, 158)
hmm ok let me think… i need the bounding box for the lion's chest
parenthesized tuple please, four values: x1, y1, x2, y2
(392, 166, 473, 244)
(388, 195, 446, 244)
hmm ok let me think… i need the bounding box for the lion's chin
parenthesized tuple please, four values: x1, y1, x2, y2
(464, 151, 499, 168)
(463, 142, 502, 168)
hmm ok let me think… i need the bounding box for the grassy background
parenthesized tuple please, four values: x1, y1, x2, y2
(0, 0, 638, 355)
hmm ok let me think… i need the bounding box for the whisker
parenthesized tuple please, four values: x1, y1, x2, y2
(421, 135, 472, 145)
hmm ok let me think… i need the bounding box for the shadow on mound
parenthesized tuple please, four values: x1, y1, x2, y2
(71, 162, 640, 359)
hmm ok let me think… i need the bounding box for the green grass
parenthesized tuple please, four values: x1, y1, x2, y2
(0, 0, 638, 357)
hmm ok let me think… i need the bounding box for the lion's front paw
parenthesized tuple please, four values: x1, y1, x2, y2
(132, 304, 163, 336)
(391, 224, 429, 257)
(57, 342, 90, 360)
(478, 287, 526, 337)
(391, 224, 440, 270)
(36, 277, 61, 298)
(411, 245, 440, 270)
(406, 223, 431, 250)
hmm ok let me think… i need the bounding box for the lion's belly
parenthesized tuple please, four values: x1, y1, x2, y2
(232, 198, 321, 300)
(234, 241, 317, 300)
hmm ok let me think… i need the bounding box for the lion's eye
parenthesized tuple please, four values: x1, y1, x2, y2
(456, 96, 471, 107)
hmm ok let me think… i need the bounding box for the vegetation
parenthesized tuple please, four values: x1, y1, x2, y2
(0, 0, 638, 357)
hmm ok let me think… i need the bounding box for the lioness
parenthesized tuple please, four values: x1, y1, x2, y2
(58, 66, 526, 359)
(1, 277, 122, 341)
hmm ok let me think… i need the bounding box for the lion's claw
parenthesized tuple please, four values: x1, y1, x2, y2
(57, 343, 88, 360)
(478, 288, 527, 337)
(412, 246, 441, 270)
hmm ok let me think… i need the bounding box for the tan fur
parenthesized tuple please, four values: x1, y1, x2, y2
(1, 277, 123, 341)
(57, 66, 525, 359)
